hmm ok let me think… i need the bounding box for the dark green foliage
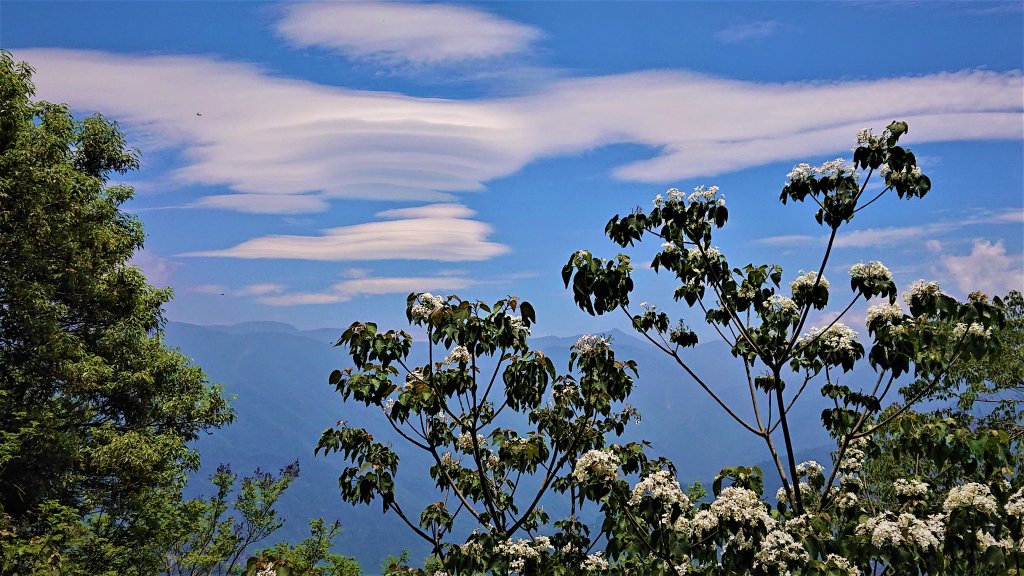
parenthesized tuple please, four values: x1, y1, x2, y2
(0, 51, 233, 574)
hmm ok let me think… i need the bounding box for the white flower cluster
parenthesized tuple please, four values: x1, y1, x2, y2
(790, 271, 829, 293)
(840, 437, 868, 473)
(818, 158, 859, 178)
(457, 432, 485, 452)
(687, 184, 722, 204)
(710, 486, 773, 528)
(825, 553, 862, 576)
(440, 452, 461, 473)
(834, 491, 859, 511)
(687, 246, 722, 262)
(952, 322, 991, 340)
(411, 292, 446, 321)
(798, 323, 859, 354)
(508, 315, 530, 336)
(573, 449, 621, 483)
(893, 478, 929, 499)
(856, 513, 944, 550)
(903, 280, 942, 307)
(787, 158, 857, 181)
(866, 302, 903, 327)
(629, 470, 691, 529)
(752, 529, 810, 574)
(766, 294, 800, 317)
(943, 482, 998, 515)
(855, 128, 883, 150)
(574, 334, 610, 355)
(662, 241, 678, 253)
(691, 509, 719, 537)
(383, 398, 396, 414)
(581, 551, 609, 571)
(443, 345, 472, 365)
(795, 460, 824, 479)
(849, 261, 893, 283)
(497, 536, 552, 573)
(1006, 487, 1024, 518)
(673, 558, 697, 575)
(975, 529, 1013, 552)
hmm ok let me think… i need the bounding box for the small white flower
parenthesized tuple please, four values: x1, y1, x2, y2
(752, 529, 810, 573)
(765, 294, 799, 317)
(687, 184, 720, 203)
(952, 322, 991, 340)
(662, 241, 678, 253)
(798, 323, 859, 354)
(507, 315, 530, 335)
(866, 302, 903, 327)
(787, 163, 814, 181)
(825, 553, 861, 576)
(893, 478, 929, 499)
(574, 334, 610, 355)
(796, 460, 824, 479)
(443, 345, 472, 365)
(903, 280, 942, 307)
(581, 551, 609, 571)
(849, 261, 893, 283)
(790, 271, 830, 294)
(573, 449, 621, 483)
(411, 292, 446, 321)
(1006, 487, 1024, 518)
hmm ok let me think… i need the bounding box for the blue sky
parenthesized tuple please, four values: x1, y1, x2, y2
(5, 1, 1022, 337)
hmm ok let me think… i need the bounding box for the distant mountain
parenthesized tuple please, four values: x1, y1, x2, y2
(166, 321, 841, 568)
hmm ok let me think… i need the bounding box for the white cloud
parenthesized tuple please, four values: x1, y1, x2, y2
(714, 20, 779, 44)
(190, 283, 287, 296)
(833, 225, 930, 248)
(760, 208, 1022, 248)
(257, 274, 474, 306)
(755, 234, 818, 246)
(276, 2, 542, 64)
(129, 249, 177, 287)
(940, 239, 1024, 297)
(16, 49, 1023, 218)
(181, 203, 509, 261)
(375, 203, 475, 219)
(194, 194, 330, 214)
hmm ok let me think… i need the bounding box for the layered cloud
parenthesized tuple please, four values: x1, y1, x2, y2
(276, 2, 542, 64)
(256, 274, 474, 306)
(182, 203, 508, 261)
(17, 48, 1022, 220)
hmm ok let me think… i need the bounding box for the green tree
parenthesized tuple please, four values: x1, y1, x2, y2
(0, 52, 233, 574)
(165, 463, 361, 576)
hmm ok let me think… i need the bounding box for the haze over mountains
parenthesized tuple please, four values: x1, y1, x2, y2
(167, 319, 837, 568)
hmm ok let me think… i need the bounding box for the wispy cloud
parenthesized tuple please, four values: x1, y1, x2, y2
(758, 208, 1023, 248)
(17, 49, 1023, 218)
(190, 283, 288, 296)
(257, 274, 474, 306)
(714, 20, 779, 44)
(940, 239, 1024, 297)
(181, 203, 509, 261)
(276, 2, 543, 65)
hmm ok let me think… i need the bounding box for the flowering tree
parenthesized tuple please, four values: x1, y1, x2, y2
(323, 122, 1021, 575)
(317, 295, 650, 575)
(560, 122, 1021, 574)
